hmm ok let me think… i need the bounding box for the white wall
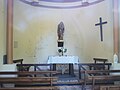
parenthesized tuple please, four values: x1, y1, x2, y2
(13, 0, 113, 63)
(0, 0, 6, 65)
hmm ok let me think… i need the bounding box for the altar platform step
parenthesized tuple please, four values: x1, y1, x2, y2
(53, 73, 83, 86)
(55, 73, 77, 77)
(58, 85, 92, 90)
(57, 80, 84, 85)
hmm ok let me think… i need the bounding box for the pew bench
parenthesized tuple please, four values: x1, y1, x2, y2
(78, 63, 112, 79)
(100, 85, 120, 90)
(0, 71, 59, 90)
(83, 70, 120, 90)
(88, 75, 120, 90)
(0, 87, 58, 90)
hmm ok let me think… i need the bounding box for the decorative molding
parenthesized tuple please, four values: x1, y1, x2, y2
(19, 0, 105, 9)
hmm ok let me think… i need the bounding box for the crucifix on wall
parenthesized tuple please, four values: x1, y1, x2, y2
(95, 17, 107, 41)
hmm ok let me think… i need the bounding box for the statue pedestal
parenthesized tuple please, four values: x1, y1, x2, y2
(57, 40, 64, 47)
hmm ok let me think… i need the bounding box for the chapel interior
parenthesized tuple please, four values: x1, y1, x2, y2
(0, 0, 120, 90)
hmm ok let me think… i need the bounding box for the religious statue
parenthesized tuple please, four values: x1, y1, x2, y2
(57, 22, 64, 40)
(57, 22, 67, 56)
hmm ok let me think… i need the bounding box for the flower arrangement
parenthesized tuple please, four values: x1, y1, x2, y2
(58, 47, 67, 56)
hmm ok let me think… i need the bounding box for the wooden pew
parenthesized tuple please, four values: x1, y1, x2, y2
(13, 59, 23, 64)
(78, 63, 112, 79)
(100, 85, 120, 90)
(0, 87, 58, 90)
(16, 64, 53, 72)
(93, 58, 108, 64)
(0, 71, 59, 90)
(82, 70, 120, 90)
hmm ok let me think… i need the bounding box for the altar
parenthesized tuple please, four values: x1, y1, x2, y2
(48, 56, 79, 64)
(47, 56, 79, 76)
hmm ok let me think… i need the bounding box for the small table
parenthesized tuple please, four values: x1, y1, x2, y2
(47, 56, 79, 76)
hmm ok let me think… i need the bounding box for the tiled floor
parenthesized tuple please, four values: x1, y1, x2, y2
(58, 85, 92, 90)
(58, 85, 111, 90)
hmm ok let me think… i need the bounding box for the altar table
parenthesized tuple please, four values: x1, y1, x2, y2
(47, 56, 79, 76)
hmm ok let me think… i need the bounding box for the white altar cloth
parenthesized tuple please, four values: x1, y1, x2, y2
(47, 56, 79, 64)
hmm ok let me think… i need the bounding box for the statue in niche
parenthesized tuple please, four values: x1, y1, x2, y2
(57, 22, 64, 40)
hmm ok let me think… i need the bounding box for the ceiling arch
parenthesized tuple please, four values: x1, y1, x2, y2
(19, 0, 105, 9)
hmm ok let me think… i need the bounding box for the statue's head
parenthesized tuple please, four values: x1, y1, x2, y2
(60, 21, 63, 24)
(58, 21, 64, 30)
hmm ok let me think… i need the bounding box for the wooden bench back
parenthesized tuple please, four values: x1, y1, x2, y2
(16, 64, 53, 72)
(82, 70, 120, 90)
(0, 71, 58, 89)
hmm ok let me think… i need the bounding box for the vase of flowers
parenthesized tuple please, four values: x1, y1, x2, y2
(58, 47, 67, 56)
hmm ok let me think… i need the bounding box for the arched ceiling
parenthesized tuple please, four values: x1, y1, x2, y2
(19, 0, 105, 9)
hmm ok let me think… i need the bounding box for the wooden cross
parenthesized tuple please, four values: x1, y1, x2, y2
(95, 17, 107, 41)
